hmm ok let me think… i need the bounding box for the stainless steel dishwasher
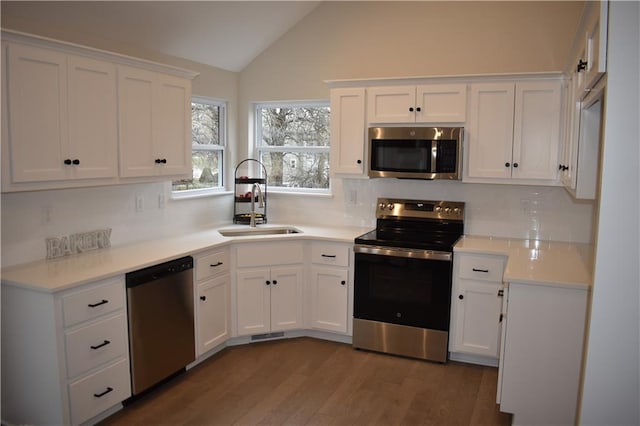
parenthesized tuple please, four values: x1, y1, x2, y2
(125, 256, 195, 396)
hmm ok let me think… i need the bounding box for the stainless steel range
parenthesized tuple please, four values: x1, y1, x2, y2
(353, 198, 465, 363)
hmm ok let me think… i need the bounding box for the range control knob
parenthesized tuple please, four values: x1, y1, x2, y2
(387, 203, 395, 211)
(444, 207, 451, 213)
(454, 207, 461, 214)
(435, 206, 442, 212)
(378, 203, 386, 210)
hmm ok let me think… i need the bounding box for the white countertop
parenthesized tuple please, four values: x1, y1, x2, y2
(1, 224, 371, 293)
(454, 235, 593, 289)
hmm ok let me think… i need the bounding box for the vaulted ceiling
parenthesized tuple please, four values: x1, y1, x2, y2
(1, 1, 321, 72)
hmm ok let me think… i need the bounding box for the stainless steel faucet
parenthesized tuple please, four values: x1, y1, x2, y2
(249, 182, 264, 227)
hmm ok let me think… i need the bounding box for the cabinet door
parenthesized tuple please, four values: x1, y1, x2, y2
(67, 55, 118, 179)
(154, 73, 191, 177)
(118, 66, 155, 177)
(584, 1, 608, 92)
(330, 88, 366, 175)
(415, 84, 467, 123)
(310, 267, 348, 333)
(466, 83, 515, 179)
(512, 81, 561, 181)
(270, 266, 303, 332)
(6, 43, 69, 182)
(367, 86, 415, 123)
(196, 274, 230, 356)
(451, 279, 503, 358)
(236, 269, 271, 336)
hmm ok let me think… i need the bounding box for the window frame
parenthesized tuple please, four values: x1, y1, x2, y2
(253, 100, 331, 195)
(172, 96, 228, 199)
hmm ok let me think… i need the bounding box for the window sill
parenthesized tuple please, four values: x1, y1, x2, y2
(266, 189, 333, 198)
(171, 188, 233, 200)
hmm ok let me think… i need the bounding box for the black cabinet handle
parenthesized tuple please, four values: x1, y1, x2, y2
(200, 296, 206, 301)
(210, 262, 223, 267)
(577, 59, 588, 72)
(321, 254, 337, 258)
(498, 289, 504, 297)
(513, 163, 519, 168)
(409, 107, 414, 112)
(64, 159, 72, 165)
(458, 294, 464, 300)
(505, 162, 510, 168)
(472, 268, 489, 273)
(90, 340, 111, 350)
(87, 299, 109, 308)
(93, 387, 114, 398)
(155, 159, 168, 164)
(341, 280, 346, 285)
(499, 313, 504, 323)
(563, 165, 569, 171)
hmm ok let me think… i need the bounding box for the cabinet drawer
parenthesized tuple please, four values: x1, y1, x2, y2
(68, 357, 131, 425)
(456, 254, 505, 282)
(65, 313, 128, 378)
(62, 277, 125, 327)
(311, 243, 350, 267)
(236, 241, 304, 267)
(195, 249, 230, 281)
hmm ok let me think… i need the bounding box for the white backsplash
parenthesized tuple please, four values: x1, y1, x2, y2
(267, 178, 595, 243)
(1, 178, 593, 268)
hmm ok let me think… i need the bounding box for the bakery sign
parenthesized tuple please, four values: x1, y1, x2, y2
(46, 228, 112, 259)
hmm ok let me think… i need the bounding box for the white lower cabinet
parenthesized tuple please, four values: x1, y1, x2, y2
(309, 242, 351, 334)
(236, 266, 303, 335)
(194, 248, 230, 356)
(498, 281, 588, 425)
(1, 276, 131, 426)
(234, 241, 305, 337)
(449, 252, 506, 364)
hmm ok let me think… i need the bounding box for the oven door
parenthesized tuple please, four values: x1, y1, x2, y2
(354, 246, 453, 331)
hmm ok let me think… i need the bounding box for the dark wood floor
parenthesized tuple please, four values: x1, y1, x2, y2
(100, 337, 512, 426)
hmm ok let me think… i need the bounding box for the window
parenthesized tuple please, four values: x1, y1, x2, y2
(255, 102, 330, 191)
(172, 97, 226, 194)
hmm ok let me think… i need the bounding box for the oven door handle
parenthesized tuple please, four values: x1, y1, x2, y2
(354, 244, 452, 261)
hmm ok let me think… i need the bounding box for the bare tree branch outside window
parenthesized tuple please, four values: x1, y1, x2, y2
(256, 103, 330, 190)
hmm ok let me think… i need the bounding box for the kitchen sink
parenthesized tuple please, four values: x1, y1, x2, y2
(218, 226, 302, 237)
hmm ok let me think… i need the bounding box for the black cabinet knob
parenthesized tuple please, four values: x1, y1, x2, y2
(200, 296, 206, 301)
(266, 280, 271, 285)
(341, 280, 346, 285)
(155, 158, 168, 164)
(513, 163, 519, 168)
(416, 107, 421, 112)
(161, 158, 167, 164)
(577, 59, 588, 72)
(64, 159, 72, 165)
(356, 159, 362, 164)
(409, 107, 414, 112)
(458, 294, 464, 300)
(272, 280, 278, 285)
(72, 159, 80, 165)
(505, 162, 510, 168)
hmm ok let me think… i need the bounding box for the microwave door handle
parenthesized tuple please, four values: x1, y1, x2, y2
(431, 140, 438, 172)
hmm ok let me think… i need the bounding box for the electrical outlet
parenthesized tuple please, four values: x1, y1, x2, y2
(135, 195, 144, 212)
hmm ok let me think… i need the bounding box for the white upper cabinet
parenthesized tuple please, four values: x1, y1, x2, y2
(1, 30, 197, 192)
(466, 80, 562, 183)
(67, 56, 118, 179)
(367, 84, 466, 124)
(4, 43, 118, 184)
(574, 1, 608, 95)
(330, 87, 366, 176)
(118, 66, 191, 178)
(466, 83, 516, 179)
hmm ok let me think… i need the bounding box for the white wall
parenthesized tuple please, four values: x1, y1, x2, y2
(579, 2, 640, 424)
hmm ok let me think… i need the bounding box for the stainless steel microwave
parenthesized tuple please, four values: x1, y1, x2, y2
(368, 127, 463, 180)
